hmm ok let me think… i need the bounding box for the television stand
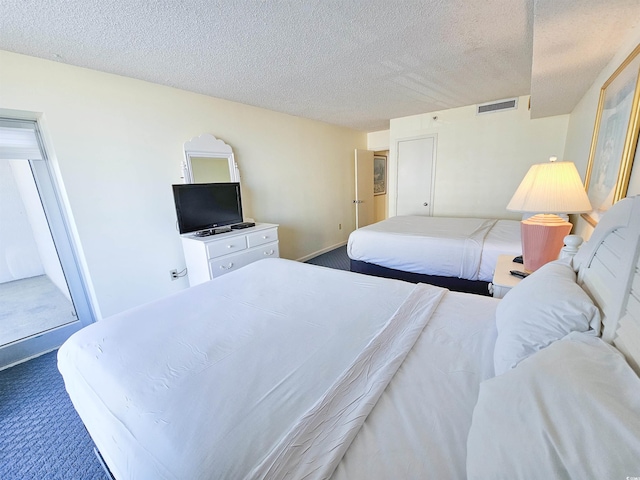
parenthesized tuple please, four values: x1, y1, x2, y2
(181, 223, 280, 286)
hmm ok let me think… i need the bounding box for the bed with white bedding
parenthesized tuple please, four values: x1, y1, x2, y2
(347, 215, 522, 294)
(58, 196, 640, 479)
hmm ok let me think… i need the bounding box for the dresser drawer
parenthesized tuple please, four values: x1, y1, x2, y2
(247, 228, 278, 248)
(208, 243, 279, 278)
(209, 250, 255, 278)
(253, 242, 279, 260)
(206, 236, 247, 259)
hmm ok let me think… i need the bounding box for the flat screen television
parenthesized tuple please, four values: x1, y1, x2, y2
(172, 182, 243, 234)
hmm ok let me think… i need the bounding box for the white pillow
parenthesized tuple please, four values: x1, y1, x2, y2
(468, 332, 640, 479)
(493, 259, 600, 375)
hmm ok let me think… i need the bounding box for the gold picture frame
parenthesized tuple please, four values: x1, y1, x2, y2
(583, 44, 640, 226)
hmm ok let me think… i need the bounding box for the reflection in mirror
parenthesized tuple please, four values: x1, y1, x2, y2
(182, 134, 240, 184)
(190, 157, 231, 182)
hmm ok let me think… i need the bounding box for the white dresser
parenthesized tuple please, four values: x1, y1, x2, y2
(181, 223, 279, 286)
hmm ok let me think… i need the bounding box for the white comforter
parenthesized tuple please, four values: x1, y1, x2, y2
(333, 289, 498, 479)
(347, 216, 522, 281)
(58, 258, 448, 480)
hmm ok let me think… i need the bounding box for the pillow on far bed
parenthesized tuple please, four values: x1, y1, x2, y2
(493, 259, 600, 376)
(467, 332, 640, 479)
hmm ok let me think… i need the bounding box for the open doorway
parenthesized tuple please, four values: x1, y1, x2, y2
(354, 149, 390, 229)
(0, 117, 95, 369)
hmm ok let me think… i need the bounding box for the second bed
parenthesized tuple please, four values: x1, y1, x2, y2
(347, 215, 522, 294)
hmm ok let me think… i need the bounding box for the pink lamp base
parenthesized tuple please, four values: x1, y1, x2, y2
(520, 214, 572, 272)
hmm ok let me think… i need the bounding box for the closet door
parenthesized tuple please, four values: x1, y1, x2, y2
(396, 135, 436, 216)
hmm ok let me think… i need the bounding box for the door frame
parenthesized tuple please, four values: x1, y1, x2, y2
(0, 113, 97, 369)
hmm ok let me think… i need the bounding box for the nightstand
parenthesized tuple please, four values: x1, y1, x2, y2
(490, 254, 526, 299)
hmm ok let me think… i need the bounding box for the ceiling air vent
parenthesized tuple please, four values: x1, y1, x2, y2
(477, 98, 518, 115)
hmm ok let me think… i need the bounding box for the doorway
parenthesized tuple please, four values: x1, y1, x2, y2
(354, 149, 389, 228)
(0, 117, 95, 369)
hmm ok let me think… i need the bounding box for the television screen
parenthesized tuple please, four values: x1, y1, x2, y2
(172, 182, 243, 234)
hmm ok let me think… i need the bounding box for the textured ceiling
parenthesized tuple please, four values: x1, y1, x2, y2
(0, 0, 638, 131)
(530, 0, 640, 118)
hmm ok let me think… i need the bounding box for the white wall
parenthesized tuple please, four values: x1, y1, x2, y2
(563, 25, 640, 240)
(0, 50, 366, 319)
(367, 130, 390, 151)
(388, 97, 570, 218)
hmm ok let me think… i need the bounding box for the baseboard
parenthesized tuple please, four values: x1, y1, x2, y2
(296, 241, 347, 263)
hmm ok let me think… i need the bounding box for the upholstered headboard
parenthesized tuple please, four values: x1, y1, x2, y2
(575, 195, 640, 374)
(616, 253, 640, 374)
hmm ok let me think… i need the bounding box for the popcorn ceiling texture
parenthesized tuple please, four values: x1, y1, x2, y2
(0, 0, 638, 131)
(530, 0, 640, 118)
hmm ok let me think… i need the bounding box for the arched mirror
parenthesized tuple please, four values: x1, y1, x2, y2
(182, 134, 240, 183)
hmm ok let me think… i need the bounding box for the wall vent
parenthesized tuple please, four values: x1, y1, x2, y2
(477, 98, 518, 115)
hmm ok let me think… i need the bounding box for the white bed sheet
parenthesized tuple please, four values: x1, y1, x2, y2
(347, 216, 521, 282)
(58, 258, 450, 480)
(332, 290, 498, 479)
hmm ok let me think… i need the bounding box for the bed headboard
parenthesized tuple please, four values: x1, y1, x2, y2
(616, 254, 640, 374)
(575, 195, 640, 374)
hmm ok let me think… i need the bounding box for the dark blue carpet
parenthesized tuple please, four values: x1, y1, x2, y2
(304, 245, 350, 271)
(0, 350, 105, 480)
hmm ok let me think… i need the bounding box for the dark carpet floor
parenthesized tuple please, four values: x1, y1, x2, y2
(0, 350, 105, 479)
(304, 244, 350, 271)
(0, 246, 349, 479)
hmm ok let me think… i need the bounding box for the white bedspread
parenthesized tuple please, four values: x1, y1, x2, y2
(347, 216, 521, 281)
(332, 290, 498, 479)
(58, 258, 446, 480)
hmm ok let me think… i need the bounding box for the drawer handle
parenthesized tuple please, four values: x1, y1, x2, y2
(219, 262, 234, 270)
(227, 244, 233, 248)
(264, 250, 275, 256)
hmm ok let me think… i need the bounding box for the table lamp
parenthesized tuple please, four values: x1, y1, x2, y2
(507, 157, 592, 272)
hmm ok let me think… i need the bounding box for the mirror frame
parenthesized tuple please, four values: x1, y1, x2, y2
(182, 133, 240, 183)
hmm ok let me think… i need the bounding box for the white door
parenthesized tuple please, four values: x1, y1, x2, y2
(396, 136, 435, 216)
(354, 149, 374, 228)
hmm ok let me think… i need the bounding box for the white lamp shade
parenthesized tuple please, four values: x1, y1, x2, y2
(507, 161, 592, 213)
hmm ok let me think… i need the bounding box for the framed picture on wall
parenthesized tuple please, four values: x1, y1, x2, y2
(582, 44, 640, 226)
(374, 155, 387, 196)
